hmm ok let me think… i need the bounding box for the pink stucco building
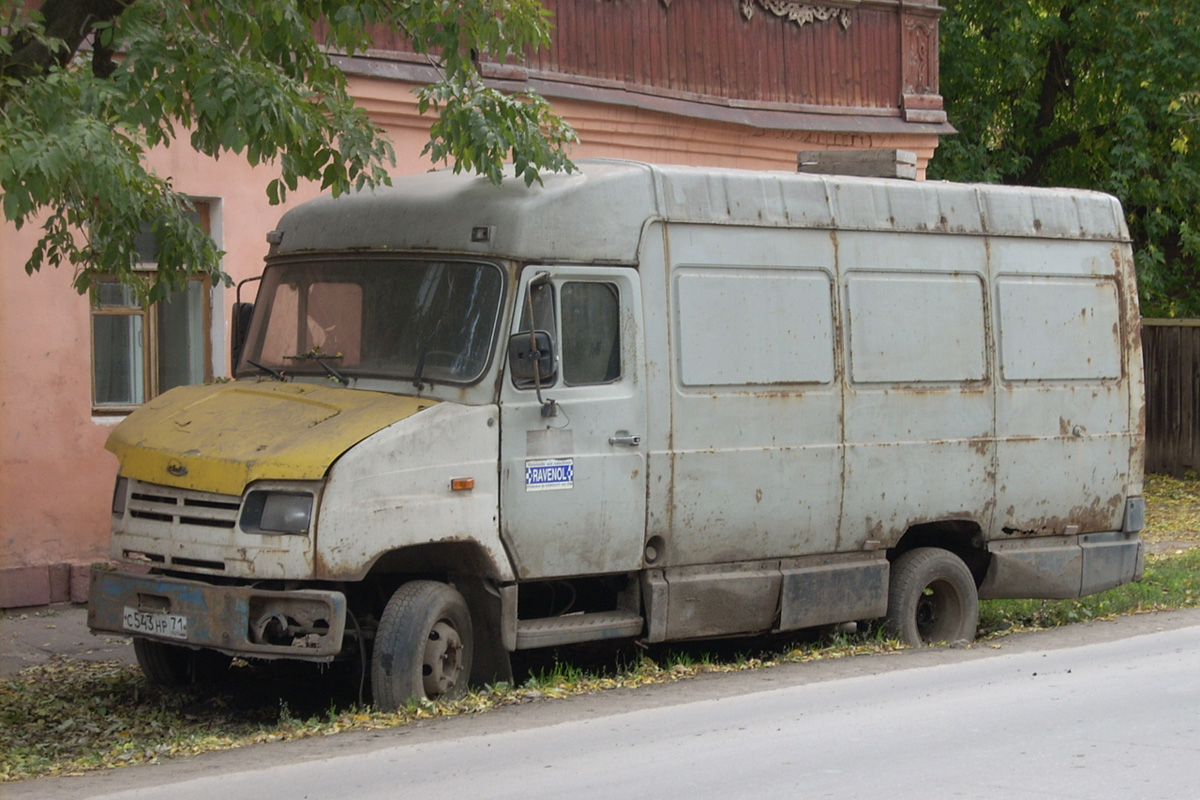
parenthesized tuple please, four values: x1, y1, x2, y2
(0, 0, 952, 607)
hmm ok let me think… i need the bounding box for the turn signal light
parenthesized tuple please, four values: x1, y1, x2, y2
(450, 478, 475, 492)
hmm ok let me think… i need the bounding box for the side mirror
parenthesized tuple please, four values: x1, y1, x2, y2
(508, 330, 557, 385)
(230, 301, 255, 370)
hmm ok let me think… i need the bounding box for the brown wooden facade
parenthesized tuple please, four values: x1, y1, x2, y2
(352, 0, 952, 149)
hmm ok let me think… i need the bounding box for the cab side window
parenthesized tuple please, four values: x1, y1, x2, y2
(562, 282, 621, 385)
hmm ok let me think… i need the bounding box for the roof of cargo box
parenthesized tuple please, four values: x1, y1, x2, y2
(270, 159, 1130, 264)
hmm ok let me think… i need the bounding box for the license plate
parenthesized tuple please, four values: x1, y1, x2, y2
(122, 607, 189, 640)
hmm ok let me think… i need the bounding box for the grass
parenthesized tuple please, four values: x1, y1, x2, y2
(1142, 471, 1200, 543)
(3, 472, 1199, 783)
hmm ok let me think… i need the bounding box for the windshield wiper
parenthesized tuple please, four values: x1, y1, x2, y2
(285, 351, 351, 386)
(315, 357, 350, 386)
(411, 324, 444, 390)
(246, 359, 285, 381)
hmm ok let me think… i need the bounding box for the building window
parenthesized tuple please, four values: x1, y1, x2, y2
(91, 206, 213, 410)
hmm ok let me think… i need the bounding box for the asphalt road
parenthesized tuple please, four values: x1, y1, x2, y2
(10, 608, 1200, 800)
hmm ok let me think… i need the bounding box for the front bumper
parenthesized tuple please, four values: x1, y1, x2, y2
(88, 568, 347, 661)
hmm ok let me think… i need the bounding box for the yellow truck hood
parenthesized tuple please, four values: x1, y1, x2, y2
(107, 382, 434, 496)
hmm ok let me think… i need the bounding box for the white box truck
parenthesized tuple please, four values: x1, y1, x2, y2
(89, 160, 1145, 708)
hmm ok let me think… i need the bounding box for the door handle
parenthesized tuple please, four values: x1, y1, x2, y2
(608, 432, 642, 447)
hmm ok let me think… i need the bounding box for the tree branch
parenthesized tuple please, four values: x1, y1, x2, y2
(3, 0, 131, 83)
(1017, 122, 1114, 185)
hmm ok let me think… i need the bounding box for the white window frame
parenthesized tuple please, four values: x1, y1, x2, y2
(90, 203, 214, 412)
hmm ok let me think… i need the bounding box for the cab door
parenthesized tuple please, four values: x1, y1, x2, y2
(499, 267, 647, 579)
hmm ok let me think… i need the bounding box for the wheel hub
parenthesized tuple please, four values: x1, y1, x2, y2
(422, 620, 464, 697)
(916, 580, 960, 642)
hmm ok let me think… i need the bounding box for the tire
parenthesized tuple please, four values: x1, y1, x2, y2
(886, 548, 979, 647)
(133, 638, 231, 687)
(371, 581, 474, 710)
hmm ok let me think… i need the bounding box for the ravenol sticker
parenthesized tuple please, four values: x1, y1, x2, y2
(525, 458, 574, 491)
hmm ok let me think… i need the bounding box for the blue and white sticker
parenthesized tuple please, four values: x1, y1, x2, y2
(525, 458, 574, 491)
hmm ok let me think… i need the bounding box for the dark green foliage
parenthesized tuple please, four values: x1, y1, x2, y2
(933, 1, 1200, 317)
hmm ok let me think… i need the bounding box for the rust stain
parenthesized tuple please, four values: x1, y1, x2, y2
(999, 491, 1124, 537)
(865, 518, 885, 541)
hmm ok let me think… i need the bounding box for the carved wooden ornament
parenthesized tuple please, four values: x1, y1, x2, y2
(740, 1, 853, 29)
(652, 0, 855, 30)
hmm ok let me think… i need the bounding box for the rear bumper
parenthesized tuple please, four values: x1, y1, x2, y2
(88, 567, 346, 661)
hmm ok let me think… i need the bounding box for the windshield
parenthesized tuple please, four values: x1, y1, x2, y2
(238, 258, 505, 385)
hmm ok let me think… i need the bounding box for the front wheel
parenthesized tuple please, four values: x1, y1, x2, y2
(371, 581, 474, 710)
(133, 638, 232, 687)
(885, 548, 979, 647)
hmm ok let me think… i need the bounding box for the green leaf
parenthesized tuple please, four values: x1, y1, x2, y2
(1, 0, 575, 293)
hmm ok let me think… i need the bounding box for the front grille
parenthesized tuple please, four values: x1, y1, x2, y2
(128, 482, 240, 530)
(172, 556, 226, 570)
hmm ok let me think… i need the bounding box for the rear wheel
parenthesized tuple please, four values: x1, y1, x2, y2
(133, 638, 232, 686)
(370, 581, 474, 710)
(886, 548, 979, 647)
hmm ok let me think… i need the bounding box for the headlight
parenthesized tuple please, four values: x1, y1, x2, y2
(112, 477, 129, 516)
(240, 491, 313, 535)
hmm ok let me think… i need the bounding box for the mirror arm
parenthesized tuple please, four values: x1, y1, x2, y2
(230, 276, 262, 373)
(527, 272, 558, 417)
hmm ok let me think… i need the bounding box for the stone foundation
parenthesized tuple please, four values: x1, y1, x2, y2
(0, 563, 93, 609)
